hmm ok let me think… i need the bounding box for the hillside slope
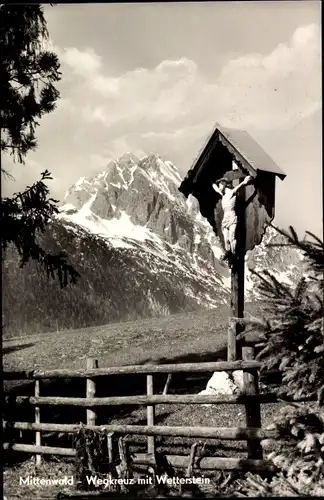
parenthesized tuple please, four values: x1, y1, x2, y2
(3, 153, 304, 337)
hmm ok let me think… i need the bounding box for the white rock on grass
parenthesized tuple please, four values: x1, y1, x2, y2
(199, 370, 244, 406)
(232, 370, 244, 391)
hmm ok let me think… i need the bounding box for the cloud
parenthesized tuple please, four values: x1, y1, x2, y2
(54, 23, 320, 159)
(2, 23, 321, 210)
(61, 47, 102, 75)
(46, 24, 321, 179)
(214, 23, 321, 129)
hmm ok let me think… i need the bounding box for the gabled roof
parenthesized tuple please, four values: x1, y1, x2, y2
(217, 125, 286, 179)
(179, 124, 286, 196)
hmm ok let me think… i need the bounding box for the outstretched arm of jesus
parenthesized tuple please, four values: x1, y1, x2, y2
(212, 183, 223, 196)
(232, 175, 254, 195)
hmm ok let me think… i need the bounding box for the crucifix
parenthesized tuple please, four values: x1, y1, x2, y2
(211, 162, 257, 358)
(213, 160, 263, 459)
(178, 125, 287, 462)
(212, 174, 254, 269)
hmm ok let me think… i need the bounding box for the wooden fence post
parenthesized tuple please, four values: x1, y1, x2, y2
(242, 346, 263, 459)
(86, 358, 98, 426)
(35, 379, 41, 467)
(107, 432, 116, 490)
(163, 374, 172, 395)
(227, 318, 237, 362)
(146, 374, 155, 455)
(227, 176, 246, 362)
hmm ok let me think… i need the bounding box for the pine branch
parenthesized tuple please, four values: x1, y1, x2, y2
(1, 5, 61, 164)
(245, 225, 323, 401)
(1, 171, 80, 288)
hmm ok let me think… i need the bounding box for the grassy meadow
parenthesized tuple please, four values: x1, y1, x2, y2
(4, 302, 286, 499)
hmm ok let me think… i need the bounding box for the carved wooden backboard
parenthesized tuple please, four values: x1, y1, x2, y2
(180, 129, 282, 253)
(194, 170, 276, 253)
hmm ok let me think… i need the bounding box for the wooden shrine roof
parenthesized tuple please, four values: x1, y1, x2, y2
(179, 124, 286, 198)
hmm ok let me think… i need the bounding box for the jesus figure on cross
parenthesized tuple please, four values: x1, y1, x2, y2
(212, 175, 254, 268)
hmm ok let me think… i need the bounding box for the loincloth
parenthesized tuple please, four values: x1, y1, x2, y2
(221, 212, 238, 230)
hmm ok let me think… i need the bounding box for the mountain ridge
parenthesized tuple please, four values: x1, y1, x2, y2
(2, 152, 304, 337)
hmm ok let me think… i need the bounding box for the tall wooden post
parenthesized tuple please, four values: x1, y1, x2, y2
(35, 379, 41, 467)
(242, 346, 263, 458)
(86, 358, 98, 426)
(146, 374, 155, 456)
(227, 175, 263, 460)
(227, 177, 246, 362)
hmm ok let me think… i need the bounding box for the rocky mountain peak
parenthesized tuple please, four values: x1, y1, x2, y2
(117, 152, 140, 164)
(59, 152, 220, 262)
(3, 152, 306, 335)
(57, 151, 305, 307)
(246, 225, 307, 296)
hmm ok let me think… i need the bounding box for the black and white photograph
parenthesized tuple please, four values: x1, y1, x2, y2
(2, 1, 323, 498)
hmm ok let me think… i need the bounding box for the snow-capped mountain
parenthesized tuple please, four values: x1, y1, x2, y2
(2, 153, 305, 336)
(60, 153, 222, 262)
(58, 152, 230, 305)
(246, 225, 307, 298)
(3, 154, 229, 335)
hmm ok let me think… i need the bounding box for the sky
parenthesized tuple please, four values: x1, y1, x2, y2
(2, 1, 322, 238)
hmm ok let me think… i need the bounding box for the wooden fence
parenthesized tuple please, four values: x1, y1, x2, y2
(3, 357, 283, 473)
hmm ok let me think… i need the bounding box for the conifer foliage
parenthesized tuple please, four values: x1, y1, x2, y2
(1, 5, 79, 287)
(237, 225, 324, 496)
(1, 171, 80, 287)
(246, 225, 323, 402)
(1, 4, 60, 161)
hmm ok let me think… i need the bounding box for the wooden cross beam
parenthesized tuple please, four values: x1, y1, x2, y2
(227, 174, 263, 461)
(227, 176, 246, 363)
(222, 169, 246, 182)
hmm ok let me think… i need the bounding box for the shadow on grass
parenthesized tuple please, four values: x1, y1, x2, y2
(3, 337, 279, 469)
(137, 342, 238, 397)
(3, 342, 35, 355)
(2, 340, 237, 466)
(3, 373, 176, 466)
(138, 333, 239, 367)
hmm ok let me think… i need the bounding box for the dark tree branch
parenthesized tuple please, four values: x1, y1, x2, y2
(1, 5, 79, 288)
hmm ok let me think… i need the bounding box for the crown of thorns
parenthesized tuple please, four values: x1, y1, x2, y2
(218, 178, 232, 187)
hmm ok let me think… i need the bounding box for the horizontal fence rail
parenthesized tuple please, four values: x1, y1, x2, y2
(3, 421, 281, 440)
(3, 356, 285, 476)
(134, 453, 278, 472)
(4, 393, 278, 406)
(3, 360, 261, 380)
(3, 443, 75, 456)
(2, 443, 277, 472)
